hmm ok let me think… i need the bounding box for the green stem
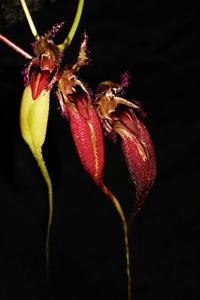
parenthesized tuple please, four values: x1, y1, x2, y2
(19, 0, 39, 39)
(30, 147, 53, 274)
(59, 0, 85, 51)
(100, 183, 132, 300)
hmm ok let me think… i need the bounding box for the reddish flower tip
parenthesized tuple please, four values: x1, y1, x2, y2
(30, 69, 50, 100)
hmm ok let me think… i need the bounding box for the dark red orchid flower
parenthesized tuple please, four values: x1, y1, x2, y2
(23, 23, 63, 100)
(56, 34, 104, 185)
(95, 75, 156, 219)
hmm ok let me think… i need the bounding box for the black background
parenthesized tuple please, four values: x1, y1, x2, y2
(0, 1, 200, 299)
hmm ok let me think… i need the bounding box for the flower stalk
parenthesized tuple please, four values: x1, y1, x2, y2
(19, 0, 38, 39)
(100, 183, 131, 300)
(59, 0, 85, 50)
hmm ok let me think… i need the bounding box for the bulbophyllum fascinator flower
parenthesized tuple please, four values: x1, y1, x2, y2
(57, 34, 104, 186)
(95, 75, 156, 220)
(0, 0, 85, 269)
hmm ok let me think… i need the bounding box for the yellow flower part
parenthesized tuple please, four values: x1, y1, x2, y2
(20, 85, 53, 271)
(20, 85, 50, 148)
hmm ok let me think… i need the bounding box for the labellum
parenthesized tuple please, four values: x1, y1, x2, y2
(95, 77, 156, 220)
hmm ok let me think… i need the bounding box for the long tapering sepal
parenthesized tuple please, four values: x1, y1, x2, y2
(20, 86, 53, 270)
(100, 183, 132, 300)
(114, 111, 156, 220)
(66, 95, 104, 185)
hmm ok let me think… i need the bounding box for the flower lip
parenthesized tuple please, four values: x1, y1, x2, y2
(30, 69, 50, 100)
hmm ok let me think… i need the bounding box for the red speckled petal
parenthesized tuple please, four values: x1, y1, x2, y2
(67, 100, 104, 185)
(120, 118, 156, 218)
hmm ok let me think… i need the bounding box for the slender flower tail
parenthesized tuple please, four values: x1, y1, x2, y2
(20, 86, 53, 274)
(99, 182, 132, 300)
(30, 147, 53, 273)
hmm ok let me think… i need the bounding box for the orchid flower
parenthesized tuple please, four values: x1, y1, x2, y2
(56, 34, 104, 185)
(95, 74, 157, 222)
(0, 1, 157, 298)
(0, 0, 85, 271)
(20, 24, 63, 270)
(56, 36, 132, 300)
